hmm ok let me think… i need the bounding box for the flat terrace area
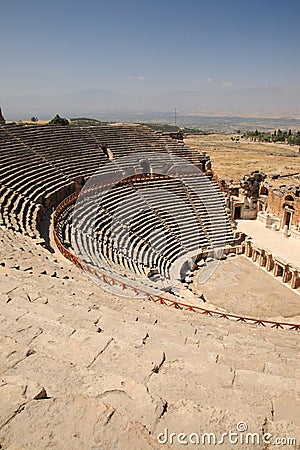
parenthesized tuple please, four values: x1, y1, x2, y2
(237, 219, 300, 268)
(197, 255, 300, 321)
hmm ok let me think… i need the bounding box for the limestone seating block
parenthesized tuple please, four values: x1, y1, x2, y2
(0, 393, 164, 450)
(0, 375, 48, 431)
(0, 336, 34, 372)
(235, 369, 300, 395)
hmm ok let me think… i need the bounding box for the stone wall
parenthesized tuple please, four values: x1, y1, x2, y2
(267, 188, 300, 227)
(226, 171, 266, 221)
(267, 190, 283, 218)
(225, 172, 300, 230)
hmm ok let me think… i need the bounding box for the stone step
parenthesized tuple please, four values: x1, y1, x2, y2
(2, 297, 300, 401)
(1, 234, 300, 368)
(4, 327, 300, 442)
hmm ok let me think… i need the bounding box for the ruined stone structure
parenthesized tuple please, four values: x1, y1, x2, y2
(241, 236, 300, 289)
(1, 225, 299, 449)
(226, 171, 266, 220)
(1, 121, 300, 448)
(0, 107, 5, 124)
(257, 183, 300, 237)
(225, 170, 300, 238)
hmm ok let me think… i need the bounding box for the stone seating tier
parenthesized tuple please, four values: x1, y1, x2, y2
(0, 184, 42, 238)
(0, 123, 231, 264)
(0, 226, 299, 448)
(63, 174, 233, 280)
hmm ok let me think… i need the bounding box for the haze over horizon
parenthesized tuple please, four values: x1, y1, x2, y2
(1, 0, 299, 120)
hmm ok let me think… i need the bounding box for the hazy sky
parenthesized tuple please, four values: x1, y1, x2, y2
(0, 0, 299, 115)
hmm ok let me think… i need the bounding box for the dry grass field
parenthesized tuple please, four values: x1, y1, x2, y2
(185, 134, 300, 186)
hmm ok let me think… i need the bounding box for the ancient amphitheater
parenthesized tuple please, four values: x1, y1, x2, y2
(0, 121, 300, 450)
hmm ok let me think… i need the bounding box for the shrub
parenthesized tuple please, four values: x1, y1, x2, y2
(48, 114, 69, 125)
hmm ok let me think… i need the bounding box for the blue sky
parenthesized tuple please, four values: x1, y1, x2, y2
(0, 0, 299, 116)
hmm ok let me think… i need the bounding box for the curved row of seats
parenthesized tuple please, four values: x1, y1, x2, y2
(7, 124, 109, 181)
(0, 183, 43, 239)
(88, 124, 210, 169)
(0, 127, 72, 203)
(68, 173, 233, 281)
(0, 123, 229, 260)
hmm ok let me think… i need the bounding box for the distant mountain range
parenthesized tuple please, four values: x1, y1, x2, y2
(1, 86, 300, 122)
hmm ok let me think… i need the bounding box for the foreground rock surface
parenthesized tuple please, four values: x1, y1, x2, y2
(0, 228, 300, 449)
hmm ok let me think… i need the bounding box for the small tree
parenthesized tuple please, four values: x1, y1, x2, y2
(48, 114, 69, 125)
